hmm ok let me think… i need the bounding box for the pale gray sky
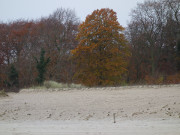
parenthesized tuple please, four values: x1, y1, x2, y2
(0, 0, 144, 27)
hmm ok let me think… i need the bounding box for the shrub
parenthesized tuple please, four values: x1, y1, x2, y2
(44, 81, 85, 89)
(145, 75, 164, 85)
(34, 49, 50, 85)
(165, 73, 180, 84)
(8, 65, 19, 87)
(0, 89, 8, 97)
(44, 81, 64, 89)
(30, 81, 85, 89)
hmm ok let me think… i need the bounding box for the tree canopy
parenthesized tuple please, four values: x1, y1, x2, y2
(72, 8, 130, 86)
(0, 1, 180, 90)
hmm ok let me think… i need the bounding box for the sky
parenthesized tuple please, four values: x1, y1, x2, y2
(0, 0, 145, 27)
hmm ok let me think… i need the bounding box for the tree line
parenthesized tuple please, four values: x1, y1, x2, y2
(0, 8, 79, 90)
(0, 0, 180, 90)
(127, 0, 180, 84)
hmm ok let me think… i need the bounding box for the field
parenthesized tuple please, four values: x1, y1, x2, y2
(0, 85, 180, 135)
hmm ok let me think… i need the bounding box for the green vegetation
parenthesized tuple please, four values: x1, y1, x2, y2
(34, 49, 50, 85)
(30, 81, 85, 90)
(0, 90, 8, 97)
(8, 64, 19, 87)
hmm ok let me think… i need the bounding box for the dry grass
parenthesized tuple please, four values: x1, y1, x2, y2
(0, 90, 8, 97)
(30, 81, 85, 90)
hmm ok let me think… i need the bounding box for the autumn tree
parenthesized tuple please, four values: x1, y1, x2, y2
(0, 8, 80, 90)
(0, 23, 15, 88)
(30, 8, 79, 83)
(72, 8, 129, 86)
(125, 22, 150, 82)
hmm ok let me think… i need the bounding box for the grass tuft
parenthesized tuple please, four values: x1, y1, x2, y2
(44, 81, 85, 89)
(29, 81, 85, 90)
(0, 90, 8, 97)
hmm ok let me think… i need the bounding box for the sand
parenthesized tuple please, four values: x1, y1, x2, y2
(0, 85, 180, 135)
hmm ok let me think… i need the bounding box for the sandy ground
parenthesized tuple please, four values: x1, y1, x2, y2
(0, 85, 180, 135)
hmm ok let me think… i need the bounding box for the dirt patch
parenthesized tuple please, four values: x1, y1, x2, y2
(0, 85, 180, 134)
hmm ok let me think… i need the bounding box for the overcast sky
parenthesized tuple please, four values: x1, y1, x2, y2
(0, 0, 145, 27)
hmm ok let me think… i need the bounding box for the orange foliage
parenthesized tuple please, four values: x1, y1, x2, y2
(145, 73, 180, 85)
(145, 75, 164, 85)
(72, 8, 130, 86)
(165, 73, 180, 84)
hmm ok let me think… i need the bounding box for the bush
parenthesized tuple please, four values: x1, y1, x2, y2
(31, 81, 85, 89)
(34, 49, 50, 85)
(145, 73, 180, 85)
(165, 73, 180, 84)
(0, 90, 8, 97)
(145, 75, 164, 85)
(8, 65, 19, 87)
(44, 81, 65, 89)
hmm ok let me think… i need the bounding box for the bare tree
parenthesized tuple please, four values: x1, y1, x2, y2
(127, 0, 180, 82)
